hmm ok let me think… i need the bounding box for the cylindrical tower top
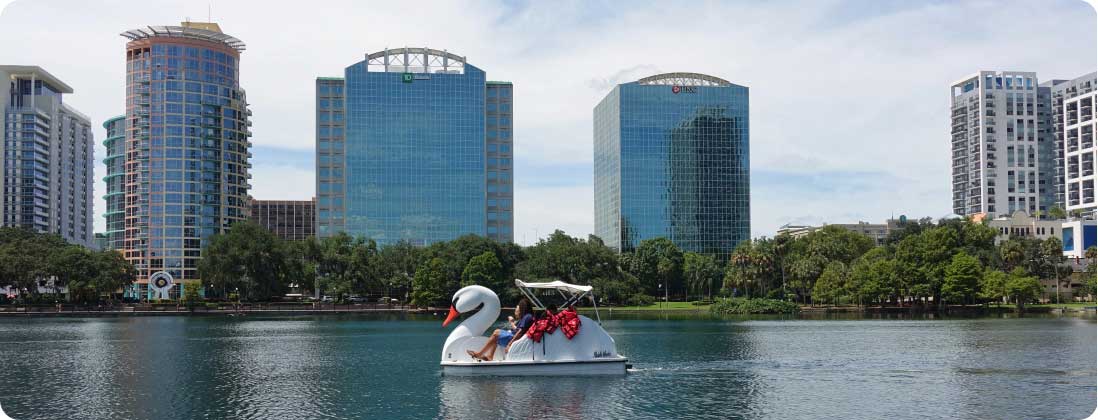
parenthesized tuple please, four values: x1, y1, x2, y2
(120, 22, 245, 53)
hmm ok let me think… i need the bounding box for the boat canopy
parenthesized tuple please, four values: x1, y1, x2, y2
(514, 279, 592, 294)
(514, 279, 602, 323)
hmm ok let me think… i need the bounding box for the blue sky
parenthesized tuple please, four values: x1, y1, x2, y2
(1, 0, 1095, 245)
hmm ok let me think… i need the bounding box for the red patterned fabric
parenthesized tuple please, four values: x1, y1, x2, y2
(544, 310, 558, 334)
(526, 310, 559, 343)
(557, 309, 581, 339)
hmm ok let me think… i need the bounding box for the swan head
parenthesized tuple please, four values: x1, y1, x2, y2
(443, 285, 497, 327)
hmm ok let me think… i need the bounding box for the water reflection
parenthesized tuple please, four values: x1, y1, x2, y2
(439, 376, 621, 419)
(0, 314, 1092, 420)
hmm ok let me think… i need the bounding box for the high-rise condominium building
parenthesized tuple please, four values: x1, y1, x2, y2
(119, 22, 252, 297)
(951, 71, 1053, 218)
(315, 47, 513, 245)
(249, 199, 315, 241)
(1048, 72, 1096, 216)
(102, 115, 125, 250)
(1, 66, 94, 248)
(593, 72, 750, 257)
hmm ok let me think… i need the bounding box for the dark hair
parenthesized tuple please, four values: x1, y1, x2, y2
(516, 298, 531, 316)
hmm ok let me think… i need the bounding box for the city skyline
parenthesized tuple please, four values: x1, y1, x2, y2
(1, 0, 1095, 244)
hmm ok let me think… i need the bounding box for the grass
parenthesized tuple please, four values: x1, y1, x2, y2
(1027, 302, 1097, 309)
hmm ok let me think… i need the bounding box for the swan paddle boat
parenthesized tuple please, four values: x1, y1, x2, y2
(440, 279, 628, 376)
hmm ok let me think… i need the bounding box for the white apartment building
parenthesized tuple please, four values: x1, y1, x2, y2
(0, 66, 94, 248)
(1051, 72, 1097, 216)
(952, 71, 1051, 218)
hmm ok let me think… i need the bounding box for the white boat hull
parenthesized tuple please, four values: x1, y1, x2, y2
(441, 357, 628, 376)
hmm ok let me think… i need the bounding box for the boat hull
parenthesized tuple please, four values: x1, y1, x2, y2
(441, 357, 628, 376)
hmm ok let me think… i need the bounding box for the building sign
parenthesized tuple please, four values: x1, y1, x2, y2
(671, 85, 697, 94)
(402, 73, 431, 83)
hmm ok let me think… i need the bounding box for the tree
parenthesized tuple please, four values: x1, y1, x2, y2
(411, 257, 449, 308)
(377, 240, 423, 298)
(197, 221, 296, 301)
(628, 237, 684, 298)
(47, 245, 96, 301)
(942, 251, 982, 304)
(999, 240, 1026, 272)
(0, 228, 65, 300)
(1047, 205, 1067, 219)
(849, 247, 894, 305)
(91, 250, 136, 302)
(461, 251, 505, 292)
(1039, 238, 1068, 303)
(1004, 268, 1042, 311)
(182, 281, 203, 308)
(518, 231, 623, 304)
(683, 252, 721, 300)
(812, 261, 849, 305)
(979, 270, 1008, 305)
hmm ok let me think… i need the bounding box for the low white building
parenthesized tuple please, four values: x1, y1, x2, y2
(985, 211, 1064, 245)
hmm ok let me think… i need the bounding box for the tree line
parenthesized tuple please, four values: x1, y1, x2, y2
(157, 218, 1098, 309)
(726, 218, 1097, 310)
(195, 221, 724, 306)
(0, 227, 136, 304)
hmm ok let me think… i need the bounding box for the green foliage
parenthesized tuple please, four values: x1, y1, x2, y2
(197, 221, 299, 301)
(709, 297, 800, 314)
(1004, 268, 1042, 311)
(518, 230, 630, 304)
(812, 261, 849, 305)
(627, 237, 684, 297)
(0, 227, 135, 303)
(942, 251, 982, 304)
(624, 293, 655, 306)
(848, 247, 894, 305)
(1046, 205, 1067, 219)
(979, 270, 1008, 303)
(461, 251, 504, 289)
(182, 282, 203, 305)
(683, 252, 722, 300)
(411, 257, 449, 307)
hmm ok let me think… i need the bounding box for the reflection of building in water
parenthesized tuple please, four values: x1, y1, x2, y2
(438, 376, 612, 419)
(594, 72, 749, 258)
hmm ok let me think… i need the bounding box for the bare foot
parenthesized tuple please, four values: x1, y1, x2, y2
(467, 350, 487, 361)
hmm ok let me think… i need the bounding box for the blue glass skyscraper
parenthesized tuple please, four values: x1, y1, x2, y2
(317, 48, 513, 245)
(594, 73, 749, 258)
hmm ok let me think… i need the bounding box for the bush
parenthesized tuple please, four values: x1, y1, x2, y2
(710, 297, 800, 315)
(690, 300, 713, 306)
(625, 293, 655, 306)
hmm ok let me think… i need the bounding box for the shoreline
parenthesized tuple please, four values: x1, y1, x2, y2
(1, 303, 1093, 317)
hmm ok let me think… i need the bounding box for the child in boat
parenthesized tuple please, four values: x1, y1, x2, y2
(468, 298, 534, 361)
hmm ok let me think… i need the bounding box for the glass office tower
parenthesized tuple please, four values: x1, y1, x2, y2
(594, 72, 749, 258)
(119, 22, 252, 297)
(315, 77, 345, 237)
(317, 48, 512, 245)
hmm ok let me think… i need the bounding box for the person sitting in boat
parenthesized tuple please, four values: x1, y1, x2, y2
(467, 298, 534, 361)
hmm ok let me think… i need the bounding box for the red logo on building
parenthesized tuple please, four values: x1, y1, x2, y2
(672, 86, 681, 94)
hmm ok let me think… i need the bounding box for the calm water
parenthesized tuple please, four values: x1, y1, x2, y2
(0, 313, 1094, 420)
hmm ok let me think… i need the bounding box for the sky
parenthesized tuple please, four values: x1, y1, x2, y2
(1, 0, 1095, 245)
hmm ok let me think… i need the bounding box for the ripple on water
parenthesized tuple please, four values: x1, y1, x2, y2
(0, 315, 1092, 420)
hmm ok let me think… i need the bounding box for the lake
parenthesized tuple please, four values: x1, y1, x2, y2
(0, 313, 1094, 419)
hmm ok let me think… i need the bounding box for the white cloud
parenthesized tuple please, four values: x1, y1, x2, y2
(513, 185, 593, 246)
(1, 0, 1094, 238)
(248, 165, 315, 202)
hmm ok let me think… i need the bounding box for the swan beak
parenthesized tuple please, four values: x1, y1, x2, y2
(442, 306, 460, 327)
